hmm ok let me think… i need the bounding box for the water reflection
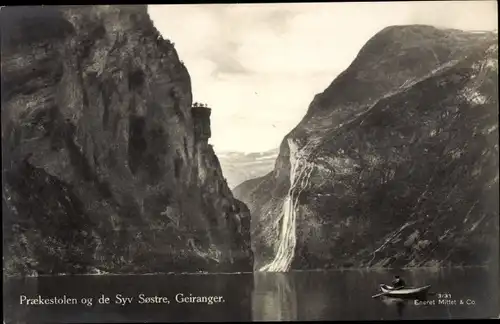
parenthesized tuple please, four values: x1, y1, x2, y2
(3, 267, 498, 322)
(253, 267, 498, 321)
(252, 272, 297, 321)
(380, 296, 407, 318)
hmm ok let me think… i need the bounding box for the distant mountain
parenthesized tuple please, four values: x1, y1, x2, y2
(235, 25, 498, 271)
(218, 148, 279, 189)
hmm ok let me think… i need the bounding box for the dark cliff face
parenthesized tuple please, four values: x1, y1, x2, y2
(1, 5, 252, 276)
(235, 25, 498, 270)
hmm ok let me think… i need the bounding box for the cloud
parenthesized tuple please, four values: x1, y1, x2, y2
(148, 2, 498, 153)
(205, 41, 251, 78)
(406, 1, 498, 30)
(261, 8, 298, 35)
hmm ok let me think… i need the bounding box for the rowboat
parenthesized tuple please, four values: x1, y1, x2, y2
(372, 284, 431, 299)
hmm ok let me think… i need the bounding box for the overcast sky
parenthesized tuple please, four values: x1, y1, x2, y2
(148, 1, 497, 154)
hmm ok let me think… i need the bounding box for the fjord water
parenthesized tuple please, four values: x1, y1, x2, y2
(4, 267, 498, 323)
(252, 267, 498, 321)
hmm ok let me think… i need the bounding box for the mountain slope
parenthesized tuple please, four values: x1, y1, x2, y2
(1, 5, 252, 276)
(235, 25, 498, 271)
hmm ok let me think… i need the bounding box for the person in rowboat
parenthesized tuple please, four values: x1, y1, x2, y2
(391, 275, 406, 289)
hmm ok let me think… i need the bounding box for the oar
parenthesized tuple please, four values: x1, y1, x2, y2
(372, 292, 387, 298)
(372, 285, 404, 298)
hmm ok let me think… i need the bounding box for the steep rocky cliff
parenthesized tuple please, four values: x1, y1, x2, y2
(235, 25, 498, 271)
(1, 5, 252, 276)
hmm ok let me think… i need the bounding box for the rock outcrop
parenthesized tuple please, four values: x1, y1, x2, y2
(191, 106, 212, 142)
(235, 25, 498, 271)
(1, 5, 252, 276)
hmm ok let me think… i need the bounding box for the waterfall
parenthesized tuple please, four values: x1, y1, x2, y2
(259, 139, 315, 272)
